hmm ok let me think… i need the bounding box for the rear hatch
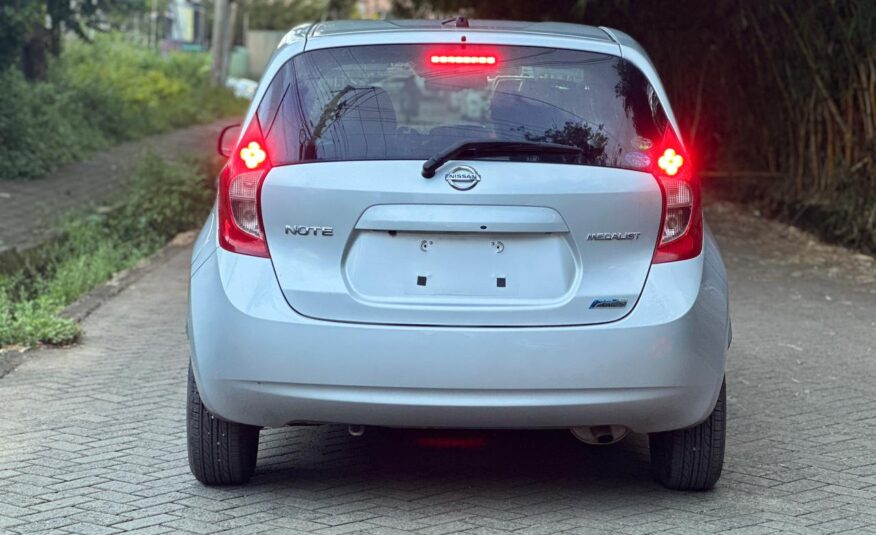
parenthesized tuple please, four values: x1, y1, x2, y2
(256, 43, 670, 326)
(262, 161, 660, 326)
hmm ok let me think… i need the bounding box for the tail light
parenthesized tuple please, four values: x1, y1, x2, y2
(218, 118, 271, 257)
(652, 128, 702, 263)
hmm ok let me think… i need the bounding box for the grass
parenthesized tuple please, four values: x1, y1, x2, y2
(0, 153, 216, 347)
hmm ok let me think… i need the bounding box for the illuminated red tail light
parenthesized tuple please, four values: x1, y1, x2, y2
(218, 118, 271, 258)
(657, 148, 684, 176)
(652, 129, 702, 264)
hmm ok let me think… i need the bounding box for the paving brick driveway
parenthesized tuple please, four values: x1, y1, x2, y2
(1, 202, 875, 534)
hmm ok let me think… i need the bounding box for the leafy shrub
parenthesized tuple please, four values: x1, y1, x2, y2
(0, 68, 107, 179)
(6, 298, 80, 347)
(58, 36, 242, 139)
(0, 273, 80, 347)
(0, 288, 14, 343)
(116, 153, 216, 241)
(0, 34, 245, 180)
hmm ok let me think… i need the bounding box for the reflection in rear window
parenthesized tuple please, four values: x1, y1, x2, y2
(257, 44, 669, 170)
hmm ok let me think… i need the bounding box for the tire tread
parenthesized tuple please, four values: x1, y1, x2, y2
(649, 379, 726, 490)
(187, 365, 259, 485)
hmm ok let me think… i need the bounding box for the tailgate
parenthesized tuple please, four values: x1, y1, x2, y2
(260, 160, 662, 326)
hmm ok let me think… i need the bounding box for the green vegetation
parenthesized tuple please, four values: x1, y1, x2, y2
(0, 35, 244, 180)
(244, 0, 358, 30)
(0, 154, 216, 347)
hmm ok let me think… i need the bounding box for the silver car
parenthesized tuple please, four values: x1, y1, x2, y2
(187, 19, 731, 490)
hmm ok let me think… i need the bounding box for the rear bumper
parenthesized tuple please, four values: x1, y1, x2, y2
(199, 381, 716, 432)
(188, 231, 729, 432)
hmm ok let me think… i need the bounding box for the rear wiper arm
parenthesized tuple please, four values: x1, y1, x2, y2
(422, 140, 583, 178)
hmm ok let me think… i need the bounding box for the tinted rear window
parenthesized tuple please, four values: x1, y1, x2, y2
(258, 44, 668, 170)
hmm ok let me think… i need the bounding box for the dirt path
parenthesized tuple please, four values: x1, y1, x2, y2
(0, 120, 232, 254)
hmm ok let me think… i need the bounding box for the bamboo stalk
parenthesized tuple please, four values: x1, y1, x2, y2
(830, 105, 838, 189)
(777, 3, 852, 140)
(810, 91, 817, 191)
(688, 47, 712, 147)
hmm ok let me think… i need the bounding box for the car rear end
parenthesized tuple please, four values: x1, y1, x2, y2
(187, 21, 730, 489)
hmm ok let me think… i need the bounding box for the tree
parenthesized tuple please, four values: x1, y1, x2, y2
(0, 0, 147, 80)
(243, 0, 357, 31)
(0, 1, 43, 76)
(391, 0, 590, 19)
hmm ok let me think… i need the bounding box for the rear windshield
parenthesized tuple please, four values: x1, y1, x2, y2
(257, 44, 669, 170)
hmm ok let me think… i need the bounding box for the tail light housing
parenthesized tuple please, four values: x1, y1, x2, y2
(218, 118, 271, 257)
(652, 128, 702, 263)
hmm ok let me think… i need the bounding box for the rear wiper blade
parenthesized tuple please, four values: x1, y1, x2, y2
(422, 140, 583, 178)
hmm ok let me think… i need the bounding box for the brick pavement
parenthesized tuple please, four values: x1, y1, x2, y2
(0, 202, 875, 534)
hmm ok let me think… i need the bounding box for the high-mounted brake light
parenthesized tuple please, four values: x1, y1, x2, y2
(218, 118, 271, 258)
(652, 129, 702, 264)
(430, 55, 497, 65)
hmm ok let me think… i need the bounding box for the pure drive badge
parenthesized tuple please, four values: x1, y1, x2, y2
(590, 298, 628, 309)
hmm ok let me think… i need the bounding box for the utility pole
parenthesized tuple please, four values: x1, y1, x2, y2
(196, 1, 206, 46)
(152, 0, 159, 49)
(220, 1, 238, 82)
(211, 0, 228, 86)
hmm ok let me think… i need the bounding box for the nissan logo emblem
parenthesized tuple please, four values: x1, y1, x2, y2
(444, 165, 481, 191)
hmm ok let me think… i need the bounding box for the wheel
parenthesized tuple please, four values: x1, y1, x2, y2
(187, 364, 260, 485)
(649, 379, 726, 490)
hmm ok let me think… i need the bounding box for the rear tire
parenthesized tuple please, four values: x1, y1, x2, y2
(187, 364, 260, 485)
(649, 379, 726, 490)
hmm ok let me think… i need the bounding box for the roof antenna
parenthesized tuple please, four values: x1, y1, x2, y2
(441, 16, 469, 28)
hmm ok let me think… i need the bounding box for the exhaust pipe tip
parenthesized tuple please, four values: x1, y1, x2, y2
(570, 425, 629, 445)
(348, 424, 365, 437)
